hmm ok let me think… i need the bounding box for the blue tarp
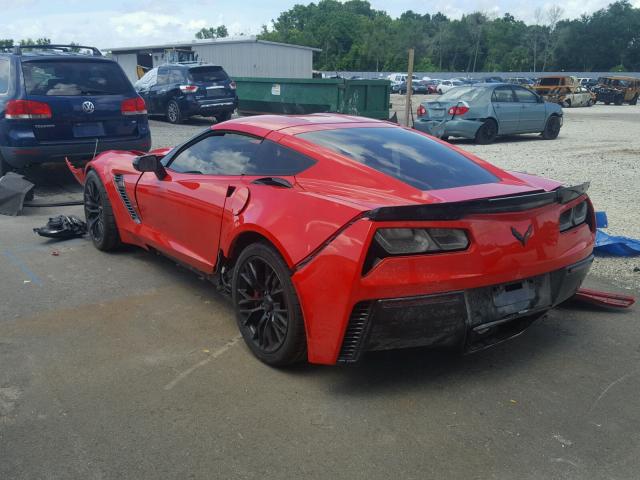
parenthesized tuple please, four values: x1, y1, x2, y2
(595, 230, 640, 256)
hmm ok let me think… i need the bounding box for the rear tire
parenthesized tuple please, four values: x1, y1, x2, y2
(0, 154, 10, 177)
(614, 95, 623, 106)
(587, 99, 594, 107)
(215, 111, 232, 123)
(232, 242, 307, 367)
(630, 95, 638, 105)
(474, 119, 498, 144)
(541, 115, 561, 140)
(562, 99, 571, 108)
(84, 170, 121, 251)
(166, 100, 183, 124)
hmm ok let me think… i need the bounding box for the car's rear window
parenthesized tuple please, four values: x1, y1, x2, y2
(297, 127, 498, 191)
(537, 78, 561, 86)
(21, 60, 130, 96)
(438, 86, 490, 103)
(188, 66, 228, 83)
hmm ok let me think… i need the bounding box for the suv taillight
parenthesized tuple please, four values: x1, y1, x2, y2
(121, 97, 147, 116)
(5, 100, 52, 120)
(179, 85, 198, 93)
(417, 105, 426, 117)
(229, 81, 237, 90)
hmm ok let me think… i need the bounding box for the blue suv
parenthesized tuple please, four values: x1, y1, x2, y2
(0, 44, 151, 176)
(134, 63, 238, 124)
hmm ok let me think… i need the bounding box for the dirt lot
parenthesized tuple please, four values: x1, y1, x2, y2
(1, 104, 639, 480)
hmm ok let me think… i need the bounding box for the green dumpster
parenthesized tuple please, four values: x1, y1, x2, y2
(234, 77, 390, 120)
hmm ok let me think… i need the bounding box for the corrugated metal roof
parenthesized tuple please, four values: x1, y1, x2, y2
(107, 37, 321, 53)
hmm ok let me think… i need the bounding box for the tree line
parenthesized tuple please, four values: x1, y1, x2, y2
(256, 0, 640, 72)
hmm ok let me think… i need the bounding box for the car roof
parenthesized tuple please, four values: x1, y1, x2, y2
(216, 113, 386, 136)
(161, 63, 224, 69)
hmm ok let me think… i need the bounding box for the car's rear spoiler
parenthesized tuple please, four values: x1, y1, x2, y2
(365, 182, 589, 221)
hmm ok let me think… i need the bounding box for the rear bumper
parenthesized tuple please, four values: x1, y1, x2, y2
(413, 118, 483, 138)
(339, 254, 593, 363)
(1, 134, 151, 168)
(183, 97, 238, 116)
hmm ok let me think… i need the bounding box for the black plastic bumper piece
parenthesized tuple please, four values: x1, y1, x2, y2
(337, 255, 594, 364)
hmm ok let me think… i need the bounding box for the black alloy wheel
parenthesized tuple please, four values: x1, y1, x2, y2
(166, 100, 182, 124)
(84, 171, 120, 251)
(475, 119, 498, 144)
(232, 243, 306, 366)
(541, 115, 561, 140)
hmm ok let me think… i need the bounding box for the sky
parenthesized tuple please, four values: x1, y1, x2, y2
(1, 0, 638, 49)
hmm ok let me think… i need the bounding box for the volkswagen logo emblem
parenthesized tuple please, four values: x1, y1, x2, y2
(82, 101, 95, 114)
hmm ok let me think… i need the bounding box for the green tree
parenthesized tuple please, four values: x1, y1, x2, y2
(196, 25, 229, 39)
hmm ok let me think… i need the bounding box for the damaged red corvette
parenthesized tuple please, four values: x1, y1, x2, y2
(71, 114, 595, 366)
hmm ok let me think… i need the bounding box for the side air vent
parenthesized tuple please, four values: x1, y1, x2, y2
(113, 174, 140, 223)
(338, 301, 373, 364)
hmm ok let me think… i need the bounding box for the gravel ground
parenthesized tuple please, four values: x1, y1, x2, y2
(149, 100, 640, 290)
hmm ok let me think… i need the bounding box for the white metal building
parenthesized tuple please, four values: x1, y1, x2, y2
(108, 37, 319, 83)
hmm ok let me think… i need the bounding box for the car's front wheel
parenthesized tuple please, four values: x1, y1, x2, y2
(84, 170, 121, 251)
(541, 115, 561, 140)
(474, 119, 498, 144)
(232, 242, 307, 367)
(166, 100, 183, 124)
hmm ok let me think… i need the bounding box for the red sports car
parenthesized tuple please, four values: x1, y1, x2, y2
(71, 114, 595, 366)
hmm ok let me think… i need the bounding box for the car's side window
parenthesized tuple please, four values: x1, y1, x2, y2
(156, 67, 169, 86)
(168, 68, 185, 84)
(492, 87, 515, 102)
(513, 87, 538, 103)
(246, 140, 316, 176)
(167, 133, 261, 175)
(0, 58, 9, 95)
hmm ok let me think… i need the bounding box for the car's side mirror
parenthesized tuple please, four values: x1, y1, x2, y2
(133, 154, 167, 180)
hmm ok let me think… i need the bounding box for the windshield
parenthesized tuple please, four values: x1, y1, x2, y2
(437, 86, 490, 103)
(188, 66, 229, 83)
(297, 127, 498, 191)
(21, 60, 130, 96)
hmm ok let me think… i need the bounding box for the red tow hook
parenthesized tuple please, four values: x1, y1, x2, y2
(572, 288, 635, 309)
(65, 157, 86, 186)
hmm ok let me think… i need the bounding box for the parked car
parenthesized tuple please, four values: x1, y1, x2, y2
(397, 80, 429, 94)
(73, 113, 594, 366)
(135, 63, 238, 124)
(387, 73, 419, 89)
(546, 85, 595, 107)
(423, 79, 441, 93)
(0, 44, 150, 176)
(437, 79, 464, 94)
(532, 76, 578, 97)
(506, 77, 534, 86)
(414, 83, 563, 144)
(593, 76, 640, 105)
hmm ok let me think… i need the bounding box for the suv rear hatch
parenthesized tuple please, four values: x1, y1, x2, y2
(21, 59, 144, 142)
(187, 66, 235, 101)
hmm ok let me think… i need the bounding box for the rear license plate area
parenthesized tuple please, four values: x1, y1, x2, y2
(430, 109, 445, 118)
(492, 280, 537, 316)
(73, 122, 105, 138)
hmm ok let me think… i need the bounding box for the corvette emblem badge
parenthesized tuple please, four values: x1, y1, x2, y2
(511, 225, 533, 247)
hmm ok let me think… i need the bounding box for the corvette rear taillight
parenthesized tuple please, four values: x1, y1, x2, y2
(417, 105, 426, 117)
(5, 99, 52, 119)
(448, 104, 469, 116)
(121, 97, 147, 115)
(559, 200, 589, 232)
(375, 228, 469, 255)
(229, 81, 237, 90)
(179, 84, 198, 93)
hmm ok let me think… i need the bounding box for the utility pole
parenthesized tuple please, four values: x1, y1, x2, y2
(404, 48, 415, 127)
